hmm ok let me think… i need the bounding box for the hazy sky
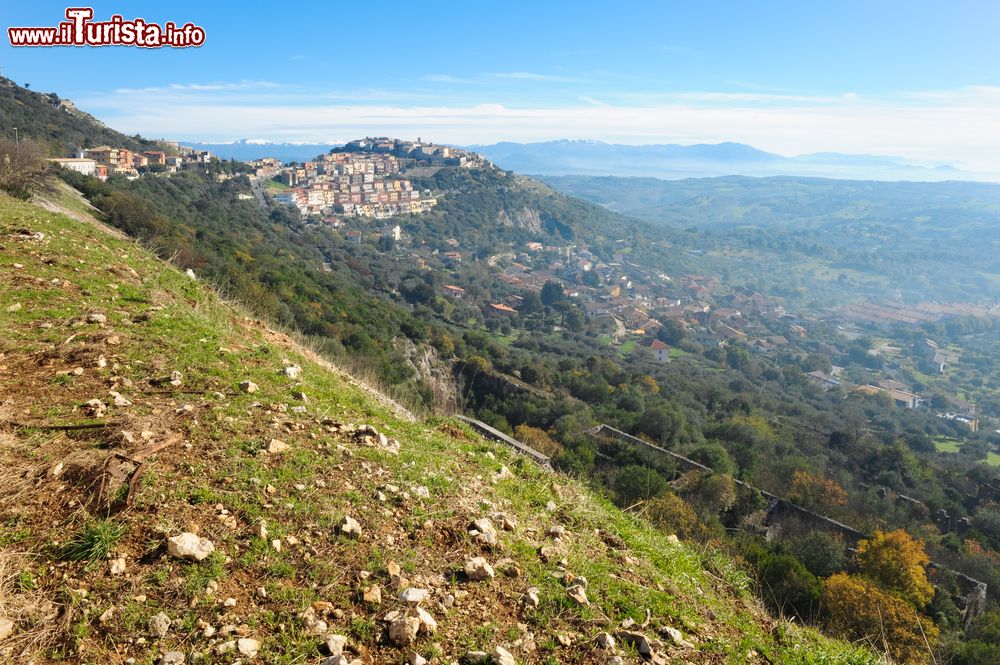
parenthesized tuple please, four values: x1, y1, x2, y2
(4, 1, 1000, 170)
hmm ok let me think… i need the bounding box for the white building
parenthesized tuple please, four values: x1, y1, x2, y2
(48, 157, 97, 176)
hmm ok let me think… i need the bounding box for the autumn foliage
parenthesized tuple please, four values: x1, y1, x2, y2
(823, 572, 939, 664)
(787, 469, 848, 510)
(856, 529, 934, 608)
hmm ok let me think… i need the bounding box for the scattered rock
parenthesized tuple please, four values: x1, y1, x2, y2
(337, 515, 362, 538)
(159, 652, 185, 665)
(414, 607, 437, 635)
(388, 614, 420, 646)
(616, 631, 653, 657)
(462, 651, 489, 664)
(363, 585, 382, 605)
(493, 513, 517, 531)
(109, 391, 131, 407)
(239, 380, 259, 394)
(659, 625, 695, 649)
(409, 654, 428, 665)
(567, 584, 589, 606)
(109, 557, 126, 575)
(185, 269, 197, 279)
(237, 637, 260, 658)
(166, 533, 215, 561)
(265, 438, 289, 454)
(547, 524, 566, 539)
(283, 365, 302, 380)
(491, 646, 516, 665)
(470, 517, 499, 546)
(522, 587, 540, 608)
(464, 557, 495, 581)
(82, 398, 107, 418)
(398, 587, 429, 606)
(0, 617, 13, 641)
(87, 312, 107, 324)
(322, 634, 348, 656)
(596, 632, 616, 650)
(149, 612, 171, 638)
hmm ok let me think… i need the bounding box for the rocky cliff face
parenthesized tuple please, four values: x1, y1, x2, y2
(496, 207, 543, 234)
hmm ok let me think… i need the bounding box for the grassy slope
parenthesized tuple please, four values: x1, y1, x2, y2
(0, 191, 879, 664)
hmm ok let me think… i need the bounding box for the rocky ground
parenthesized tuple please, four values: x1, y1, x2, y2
(0, 191, 881, 664)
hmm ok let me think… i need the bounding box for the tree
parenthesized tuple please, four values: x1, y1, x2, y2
(513, 424, 563, 458)
(540, 280, 565, 306)
(759, 554, 822, 619)
(787, 470, 847, 511)
(611, 465, 668, 506)
(0, 139, 48, 199)
(855, 529, 934, 608)
(823, 573, 938, 665)
(643, 492, 699, 539)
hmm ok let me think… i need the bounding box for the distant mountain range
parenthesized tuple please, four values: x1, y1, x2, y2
(180, 137, 989, 182)
(467, 139, 984, 182)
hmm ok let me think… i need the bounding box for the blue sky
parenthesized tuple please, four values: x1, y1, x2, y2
(4, 1, 1000, 169)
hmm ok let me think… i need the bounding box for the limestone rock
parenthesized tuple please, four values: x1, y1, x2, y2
(398, 587, 429, 606)
(616, 631, 652, 657)
(159, 652, 185, 665)
(237, 638, 260, 658)
(388, 614, 420, 646)
(491, 646, 516, 665)
(265, 438, 289, 454)
(567, 584, 589, 606)
(338, 515, 362, 538)
(166, 532, 215, 561)
(464, 557, 495, 582)
(283, 365, 302, 380)
(0, 617, 14, 641)
(470, 517, 499, 546)
(596, 632, 616, 650)
(149, 612, 171, 638)
(322, 634, 348, 656)
(239, 380, 259, 394)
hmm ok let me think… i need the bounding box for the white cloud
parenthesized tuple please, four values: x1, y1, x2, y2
(78, 84, 1000, 173)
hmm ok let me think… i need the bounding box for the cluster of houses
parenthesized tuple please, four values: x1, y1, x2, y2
(259, 150, 437, 218)
(343, 136, 490, 168)
(49, 143, 214, 180)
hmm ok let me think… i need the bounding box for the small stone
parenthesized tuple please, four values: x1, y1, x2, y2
(109, 391, 131, 407)
(256, 587, 267, 599)
(415, 607, 437, 635)
(410, 654, 428, 665)
(271, 539, 282, 552)
(523, 587, 540, 608)
(547, 524, 566, 539)
(239, 380, 259, 394)
(471, 518, 499, 546)
(99, 606, 115, 623)
(185, 269, 197, 279)
(96, 355, 108, 368)
(149, 611, 171, 638)
(223, 597, 237, 607)
(546, 500, 557, 512)
(283, 365, 302, 380)
(237, 637, 260, 658)
(399, 587, 429, 606)
(388, 614, 420, 646)
(87, 312, 107, 324)
(323, 634, 348, 656)
(159, 652, 185, 665)
(660, 625, 694, 649)
(616, 631, 653, 657)
(109, 557, 126, 575)
(363, 585, 382, 604)
(166, 532, 215, 561)
(567, 584, 589, 606)
(491, 646, 516, 665)
(463, 652, 489, 664)
(464, 557, 495, 582)
(266, 438, 289, 454)
(83, 398, 107, 418)
(338, 515, 362, 538)
(596, 632, 616, 650)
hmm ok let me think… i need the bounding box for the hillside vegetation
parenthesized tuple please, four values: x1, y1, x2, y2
(0, 192, 881, 664)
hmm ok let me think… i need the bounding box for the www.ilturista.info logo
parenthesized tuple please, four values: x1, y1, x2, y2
(8, 7, 205, 48)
